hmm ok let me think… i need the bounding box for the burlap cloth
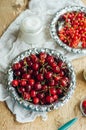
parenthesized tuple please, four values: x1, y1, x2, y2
(0, 0, 86, 130)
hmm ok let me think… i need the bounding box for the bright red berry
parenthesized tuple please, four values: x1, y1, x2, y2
(82, 100, 86, 109)
(12, 63, 21, 70)
(33, 97, 39, 104)
(11, 80, 19, 87)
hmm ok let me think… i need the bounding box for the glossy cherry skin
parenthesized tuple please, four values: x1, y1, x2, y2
(11, 80, 19, 87)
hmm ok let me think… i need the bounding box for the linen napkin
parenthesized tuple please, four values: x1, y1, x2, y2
(0, 0, 86, 123)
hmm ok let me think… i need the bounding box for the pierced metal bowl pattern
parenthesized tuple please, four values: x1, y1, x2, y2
(50, 6, 86, 54)
(7, 48, 76, 112)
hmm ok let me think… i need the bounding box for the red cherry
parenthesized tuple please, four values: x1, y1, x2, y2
(20, 79, 27, 87)
(19, 60, 26, 66)
(14, 71, 21, 77)
(39, 52, 47, 59)
(22, 73, 31, 79)
(30, 54, 38, 63)
(57, 88, 62, 95)
(53, 66, 60, 73)
(53, 94, 58, 101)
(45, 71, 52, 79)
(21, 67, 27, 74)
(46, 96, 54, 104)
(23, 92, 30, 100)
(41, 97, 46, 105)
(25, 85, 31, 92)
(63, 77, 69, 83)
(12, 63, 21, 70)
(30, 90, 36, 97)
(34, 82, 42, 91)
(46, 55, 54, 65)
(33, 97, 39, 104)
(42, 85, 48, 91)
(27, 61, 33, 67)
(51, 62, 57, 68)
(32, 63, 39, 70)
(48, 79, 55, 86)
(53, 75, 61, 82)
(28, 79, 35, 86)
(37, 93, 45, 99)
(60, 78, 67, 87)
(27, 69, 33, 75)
(82, 100, 86, 109)
(49, 88, 57, 95)
(39, 52, 47, 64)
(59, 70, 64, 76)
(25, 56, 30, 62)
(18, 87, 25, 93)
(37, 74, 44, 81)
(11, 80, 19, 87)
(32, 71, 39, 77)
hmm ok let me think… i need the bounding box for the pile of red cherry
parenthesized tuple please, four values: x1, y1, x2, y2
(58, 11, 86, 48)
(11, 52, 70, 105)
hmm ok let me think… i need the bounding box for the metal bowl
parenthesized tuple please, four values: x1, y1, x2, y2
(7, 48, 76, 112)
(50, 6, 86, 54)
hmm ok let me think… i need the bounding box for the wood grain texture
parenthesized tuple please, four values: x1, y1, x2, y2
(0, 0, 86, 130)
(0, 0, 28, 36)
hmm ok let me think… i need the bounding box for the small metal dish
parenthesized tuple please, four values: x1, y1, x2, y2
(50, 6, 86, 54)
(7, 48, 76, 112)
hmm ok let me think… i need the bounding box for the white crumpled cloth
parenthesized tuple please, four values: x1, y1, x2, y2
(0, 0, 86, 123)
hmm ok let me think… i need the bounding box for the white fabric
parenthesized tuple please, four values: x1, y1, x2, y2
(0, 0, 85, 123)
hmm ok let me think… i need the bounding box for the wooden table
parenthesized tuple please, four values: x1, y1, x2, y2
(0, 0, 86, 130)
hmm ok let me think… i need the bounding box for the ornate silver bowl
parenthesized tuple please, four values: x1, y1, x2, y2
(7, 48, 76, 112)
(50, 6, 86, 54)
